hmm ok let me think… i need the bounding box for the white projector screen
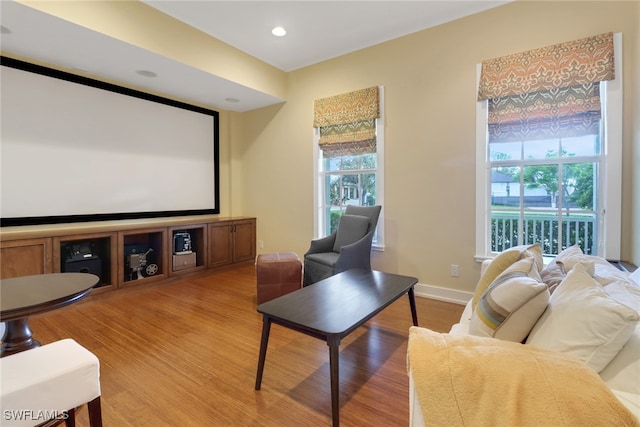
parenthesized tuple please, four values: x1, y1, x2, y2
(1, 57, 219, 227)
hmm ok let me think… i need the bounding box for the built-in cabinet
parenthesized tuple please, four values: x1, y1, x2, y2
(0, 217, 256, 293)
(208, 219, 256, 268)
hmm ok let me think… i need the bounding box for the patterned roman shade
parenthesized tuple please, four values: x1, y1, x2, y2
(488, 83, 602, 142)
(478, 33, 615, 143)
(478, 32, 614, 101)
(313, 86, 379, 157)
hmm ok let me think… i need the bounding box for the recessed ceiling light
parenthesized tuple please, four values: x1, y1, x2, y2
(271, 26, 286, 37)
(225, 97, 240, 103)
(136, 70, 157, 78)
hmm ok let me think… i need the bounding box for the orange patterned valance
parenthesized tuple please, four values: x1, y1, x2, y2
(313, 86, 379, 127)
(478, 32, 614, 101)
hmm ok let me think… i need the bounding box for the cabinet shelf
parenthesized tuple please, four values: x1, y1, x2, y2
(119, 228, 167, 286)
(53, 232, 117, 294)
(169, 225, 207, 275)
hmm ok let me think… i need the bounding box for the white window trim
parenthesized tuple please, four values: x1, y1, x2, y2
(474, 33, 622, 261)
(313, 86, 385, 250)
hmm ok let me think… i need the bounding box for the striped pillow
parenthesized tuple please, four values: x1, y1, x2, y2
(471, 243, 543, 310)
(470, 257, 549, 342)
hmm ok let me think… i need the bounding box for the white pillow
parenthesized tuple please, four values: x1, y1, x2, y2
(596, 281, 640, 392)
(604, 280, 640, 311)
(526, 263, 640, 372)
(469, 257, 549, 342)
(546, 244, 584, 272)
(561, 254, 634, 287)
(540, 244, 584, 293)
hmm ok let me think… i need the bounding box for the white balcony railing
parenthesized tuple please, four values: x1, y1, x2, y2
(491, 213, 597, 255)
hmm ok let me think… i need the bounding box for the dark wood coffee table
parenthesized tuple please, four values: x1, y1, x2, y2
(254, 269, 418, 426)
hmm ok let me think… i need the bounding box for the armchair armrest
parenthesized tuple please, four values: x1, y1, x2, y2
(305, 232, 337, 255)
(334, 230, 375, 273)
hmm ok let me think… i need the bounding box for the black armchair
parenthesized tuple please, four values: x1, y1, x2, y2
(303, 205, 381, 286)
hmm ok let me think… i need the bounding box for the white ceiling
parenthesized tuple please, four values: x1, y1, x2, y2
(1, 1, 508, 112)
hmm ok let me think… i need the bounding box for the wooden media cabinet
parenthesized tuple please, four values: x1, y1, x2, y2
(0, 216, 256, 294)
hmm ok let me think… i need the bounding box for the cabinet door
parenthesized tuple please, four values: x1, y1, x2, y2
(208, 222, 233, 267)
(232, 219, 256, 263)
(0, 238, 53, 279)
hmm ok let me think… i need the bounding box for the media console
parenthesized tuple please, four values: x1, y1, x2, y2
(0, 216, 256, 294)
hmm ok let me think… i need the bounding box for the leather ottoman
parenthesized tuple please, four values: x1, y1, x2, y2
(256, 253, 302, 304)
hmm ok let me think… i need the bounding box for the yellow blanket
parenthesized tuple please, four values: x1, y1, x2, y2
(407, 327, 639, 427)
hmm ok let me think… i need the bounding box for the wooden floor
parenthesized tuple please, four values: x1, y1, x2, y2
(26, 264, 464, 426)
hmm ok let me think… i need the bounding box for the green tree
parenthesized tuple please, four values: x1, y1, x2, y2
(566, 163, 594, 209)
(523, 161, 559, 206)
(522, 150, 594, 212)
(329, 154, 377, 207)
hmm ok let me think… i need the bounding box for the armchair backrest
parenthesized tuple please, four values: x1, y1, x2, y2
(344, 205, 381, 233)
(331, 206, 382, 253)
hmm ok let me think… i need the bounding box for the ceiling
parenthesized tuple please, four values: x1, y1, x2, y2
(1, 1, 508, 112)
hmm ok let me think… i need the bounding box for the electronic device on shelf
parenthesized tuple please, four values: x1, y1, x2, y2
(173, 232, 192, 254)
(63, 242, 103, 284)
(65, 242, 97, 262)
(126, 247, 158, 280)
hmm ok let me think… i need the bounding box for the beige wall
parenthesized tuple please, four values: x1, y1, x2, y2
(234, 1, 640, 292)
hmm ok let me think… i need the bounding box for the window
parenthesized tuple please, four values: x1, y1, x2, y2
(313, 86, 384, 246)
(489, 134, 601, 255)
(475, 33, 622, 259)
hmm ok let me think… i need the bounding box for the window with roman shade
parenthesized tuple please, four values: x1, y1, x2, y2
(474, 32, 621, 258)
(312, 86, 384, 245)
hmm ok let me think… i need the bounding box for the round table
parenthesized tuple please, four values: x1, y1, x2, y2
(0, 273, 99, 357)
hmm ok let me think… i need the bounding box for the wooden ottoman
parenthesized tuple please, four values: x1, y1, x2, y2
(256, 253, 302, 304)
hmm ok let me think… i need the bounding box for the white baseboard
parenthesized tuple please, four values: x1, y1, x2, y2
(414, 283, 472, 305)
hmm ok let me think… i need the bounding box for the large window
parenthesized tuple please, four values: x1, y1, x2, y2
(476, 33, 622, 259)
(490, 134, 601, 255)
(313, 86, 384, 246)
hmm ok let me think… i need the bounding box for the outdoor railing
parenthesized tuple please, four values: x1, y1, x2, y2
(491, 213, 596, 255)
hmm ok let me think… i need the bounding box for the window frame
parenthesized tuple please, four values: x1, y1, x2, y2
(475, 33, 622, 261)
(313, 86, 385, 249)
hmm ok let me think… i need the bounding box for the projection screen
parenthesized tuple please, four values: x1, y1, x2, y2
(1, 57, 220, 227)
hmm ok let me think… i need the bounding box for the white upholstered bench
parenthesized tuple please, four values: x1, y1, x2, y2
(0, 339, 102, 427)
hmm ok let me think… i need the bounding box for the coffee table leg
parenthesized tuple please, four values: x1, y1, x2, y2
(408, 287, 419, 326)
(328, 336, 340, 427)
(255, 315, 272, 390)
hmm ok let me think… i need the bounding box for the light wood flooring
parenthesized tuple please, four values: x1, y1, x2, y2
(26, 264, 464, 426)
